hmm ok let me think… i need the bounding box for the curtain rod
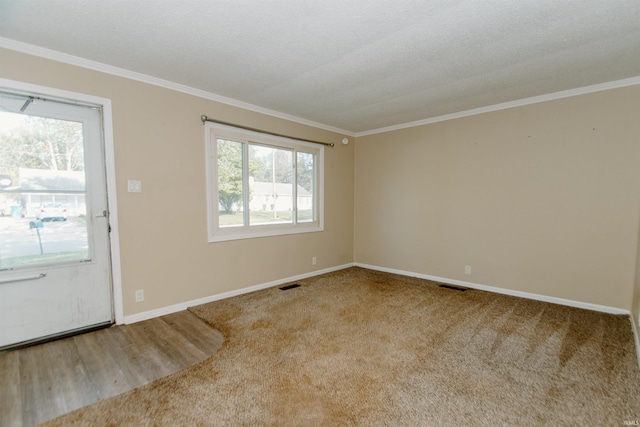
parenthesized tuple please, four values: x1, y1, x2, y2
(200, 115, 335, 147)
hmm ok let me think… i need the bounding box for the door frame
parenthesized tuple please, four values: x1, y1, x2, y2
(0, 77, 124, 325)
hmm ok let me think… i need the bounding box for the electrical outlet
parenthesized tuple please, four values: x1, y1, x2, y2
(135, 289, 144, 302)
(128, 179, 142, 193)
(312, 256, 317, 265)
(465, 265, 471, 275)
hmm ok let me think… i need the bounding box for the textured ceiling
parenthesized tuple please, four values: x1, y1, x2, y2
(1, 0, 639, 134)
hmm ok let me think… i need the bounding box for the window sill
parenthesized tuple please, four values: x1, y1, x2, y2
(208, 222, 323, 243)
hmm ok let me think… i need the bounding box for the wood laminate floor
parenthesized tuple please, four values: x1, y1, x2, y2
(0, 310, 224, 427)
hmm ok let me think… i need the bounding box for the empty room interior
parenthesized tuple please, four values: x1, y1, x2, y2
(1, 1, 640, 425)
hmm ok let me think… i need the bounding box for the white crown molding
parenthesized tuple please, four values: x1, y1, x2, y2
(0, 37, 354, 137)
(3, 36, 639, 140)
(355, 75, 640, 137)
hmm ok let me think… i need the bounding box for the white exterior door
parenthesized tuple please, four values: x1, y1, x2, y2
(0, 90, 113, 350)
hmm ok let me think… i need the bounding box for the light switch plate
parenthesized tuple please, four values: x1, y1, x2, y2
(128, 180, 142, 193)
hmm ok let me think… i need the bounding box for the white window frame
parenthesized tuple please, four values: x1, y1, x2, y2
(205, 122, 324, 242)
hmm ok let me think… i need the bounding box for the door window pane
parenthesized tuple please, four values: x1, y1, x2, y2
(0, 112, 89, 269)
(217, 138, 244, 227)
(248, 144, 293, 225)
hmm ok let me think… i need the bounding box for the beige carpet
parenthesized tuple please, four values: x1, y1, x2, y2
(44, 267, 640, 425)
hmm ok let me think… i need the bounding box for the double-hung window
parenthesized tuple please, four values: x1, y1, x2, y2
(205, 123, 324, 242)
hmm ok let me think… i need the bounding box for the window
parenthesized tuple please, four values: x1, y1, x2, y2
(206, 123, 324, 242)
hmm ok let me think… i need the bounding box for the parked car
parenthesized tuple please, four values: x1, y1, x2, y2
(0, 174, 12, 188)
(36, 203, 67, 221)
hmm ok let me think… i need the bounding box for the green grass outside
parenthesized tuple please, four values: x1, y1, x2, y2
(219, 210, 313, 227)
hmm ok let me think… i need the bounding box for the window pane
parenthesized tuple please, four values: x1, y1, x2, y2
(0, 112, 90, 269)
(217, 139, 244, 228)
(297, 152, 315, 223)
(248, 144, 293, 225)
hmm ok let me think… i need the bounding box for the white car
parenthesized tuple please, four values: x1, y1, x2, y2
(36, 203, 67, 221)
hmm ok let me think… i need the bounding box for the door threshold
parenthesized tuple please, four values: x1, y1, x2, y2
(0, 321, 114, 353)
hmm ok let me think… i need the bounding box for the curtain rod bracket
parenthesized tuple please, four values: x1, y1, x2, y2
(200, 115, 335, 147)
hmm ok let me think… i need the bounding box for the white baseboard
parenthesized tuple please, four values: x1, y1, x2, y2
(631, 314, 640, 368)
(354, 263, 631, 316)
(123, 263, 355, 324)
(123, 261, 640, 368)
(357, 263, 640, 369)
(125, 261, 630, 323)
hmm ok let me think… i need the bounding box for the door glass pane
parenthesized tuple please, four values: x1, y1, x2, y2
(248, 144, 293, 225)
(0, 111, 89, 269)
(217, 138, 244, 227)
(297, 152, 315, 223)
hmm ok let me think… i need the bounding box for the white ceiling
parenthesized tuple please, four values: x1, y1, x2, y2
(1, 0, 639, 134)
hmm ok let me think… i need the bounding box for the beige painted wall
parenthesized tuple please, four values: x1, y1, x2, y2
(0, 48, 354, 316)
(2, 46, 639, 318)
(355, 85, 640, 310)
